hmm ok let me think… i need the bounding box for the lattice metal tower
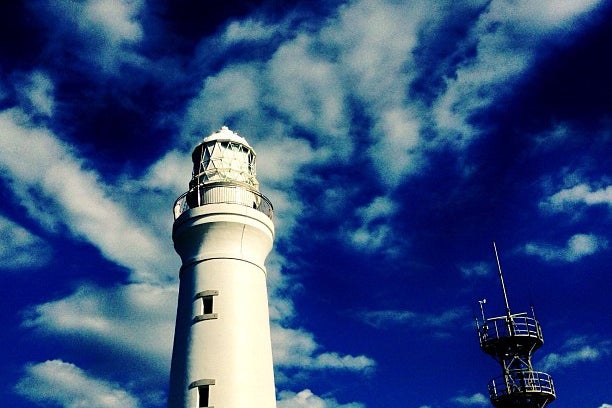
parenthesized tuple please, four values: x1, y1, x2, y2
(475, 243, 556, 408)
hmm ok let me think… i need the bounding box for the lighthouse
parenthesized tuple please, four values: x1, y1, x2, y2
(168, 127, 276, 408)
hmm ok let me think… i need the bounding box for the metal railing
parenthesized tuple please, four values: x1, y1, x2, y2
(479, 314, 543, 345)
(173, 182, 273, 220)
(489, 370, 555, 400)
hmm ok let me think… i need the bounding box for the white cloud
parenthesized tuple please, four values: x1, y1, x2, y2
(271, 324, 375, 372)
(346, 195, 400, 253)
(532, 124, 574, 151)
(355, 196, 398, 225)
(0, 215, 52, 270)
(540, 345, 601, 371)
(181, 0, 607, 275)
(433, 5, 529, 142)
(223, 18, 280, 44)
(255, 136, 316, 239)
(322, 0, 423, 104)
(31, 0, 145, 73)
(321, 0, 428, 184)
(524, 233, 608, 263)
(187, 0, 432, 188)
(452, 392, 489, 406)
(183, 64, 264, 141)
(539, 336, 610, 371)
(17, 71, 55, 117)
(142, 149, 192, 195)
(22, 283, 176, 375)
(82, 0, 143, 44)
(15, 360, 140, 408)
(266, 251, 297, 322)
(432, 0, 602, 145)
(267, 34, 351, 160)
(256, 135, 317, 191)
(368, 107, 423, 186)
(509, 0, 602, 28)
(277, 389, 365, 408)
(359, 307, 466, 331)
(540, 183, 612, 214)
(0, 109, 174, 283)
(349, 223, 392, 252)
(459, 261, 490, 278)
(598, 404, 612, 408)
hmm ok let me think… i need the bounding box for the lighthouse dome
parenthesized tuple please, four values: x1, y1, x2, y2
(190, 126, 258, 189)
(202, 125, 252, 147)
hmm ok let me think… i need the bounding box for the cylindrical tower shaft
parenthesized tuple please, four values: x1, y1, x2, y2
(168, 127, 276, 408)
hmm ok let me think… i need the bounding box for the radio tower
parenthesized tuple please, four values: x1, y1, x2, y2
(475, 243, 556, 408)
(167, 127, 276, 408)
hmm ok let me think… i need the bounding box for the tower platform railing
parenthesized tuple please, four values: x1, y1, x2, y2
(173, 182, 273, 220)
(488, 370, 556, 401)
(479, 313, 543, 347)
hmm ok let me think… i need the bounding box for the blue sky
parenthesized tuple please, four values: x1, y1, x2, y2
(0, 1, 610, 407)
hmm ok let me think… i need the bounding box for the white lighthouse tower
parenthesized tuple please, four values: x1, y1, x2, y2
(168, 126, 276, 408)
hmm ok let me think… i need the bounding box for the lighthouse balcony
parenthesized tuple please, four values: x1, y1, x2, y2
(488, 370, 556, 407)
(173, 182, 273, 220)
(479, 313, 543, 355)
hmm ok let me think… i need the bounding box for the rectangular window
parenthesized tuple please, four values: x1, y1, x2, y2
(203, 296, 213, 315)
(198, 385, 209, 407)
(189, 379, 214, 408)
(193, 290, 219, 323)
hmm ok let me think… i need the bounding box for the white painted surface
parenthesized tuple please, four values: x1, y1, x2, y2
(168, 129, 276, 408)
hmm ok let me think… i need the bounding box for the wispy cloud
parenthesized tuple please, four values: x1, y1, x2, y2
(29, 0, 145, 73)
(0, 215, 52, 270)
(347, 195, 400, 254)
(359, 307, 466, 332)
(432, 0, 602, 145)
(523, 233, 608, 263)
(540, 345, 601, 370)
(222, 18, 281, 44)
(277, 389, 365, 408)
(272, 325, 375, 374)
(540, 182, 612, 214)
(22, 283, 176, 375)
(81, 0, 143, 43)
(0, 108, 175, 283)
(183, 0, 430, 189)
(459, 261, 490, 278)
(452, 392, 489, 406)
(15, 360, 141, 408)
(3, 0, 608, 407)
(16, 71, 54, 117)
(178, 0, 607, 262)
(539, 336, 610, 371)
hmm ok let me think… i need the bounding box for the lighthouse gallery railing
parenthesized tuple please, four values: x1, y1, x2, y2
(174, 182, 273, 220)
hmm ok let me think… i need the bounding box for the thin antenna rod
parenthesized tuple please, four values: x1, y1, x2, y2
(493, 242, 512, 318)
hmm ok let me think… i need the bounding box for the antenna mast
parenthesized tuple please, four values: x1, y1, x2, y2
(493, 242, 511, 318)
(475, 243, 556, 408)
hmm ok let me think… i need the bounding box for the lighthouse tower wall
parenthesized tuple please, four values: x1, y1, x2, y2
(168, 204, 275, 407)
